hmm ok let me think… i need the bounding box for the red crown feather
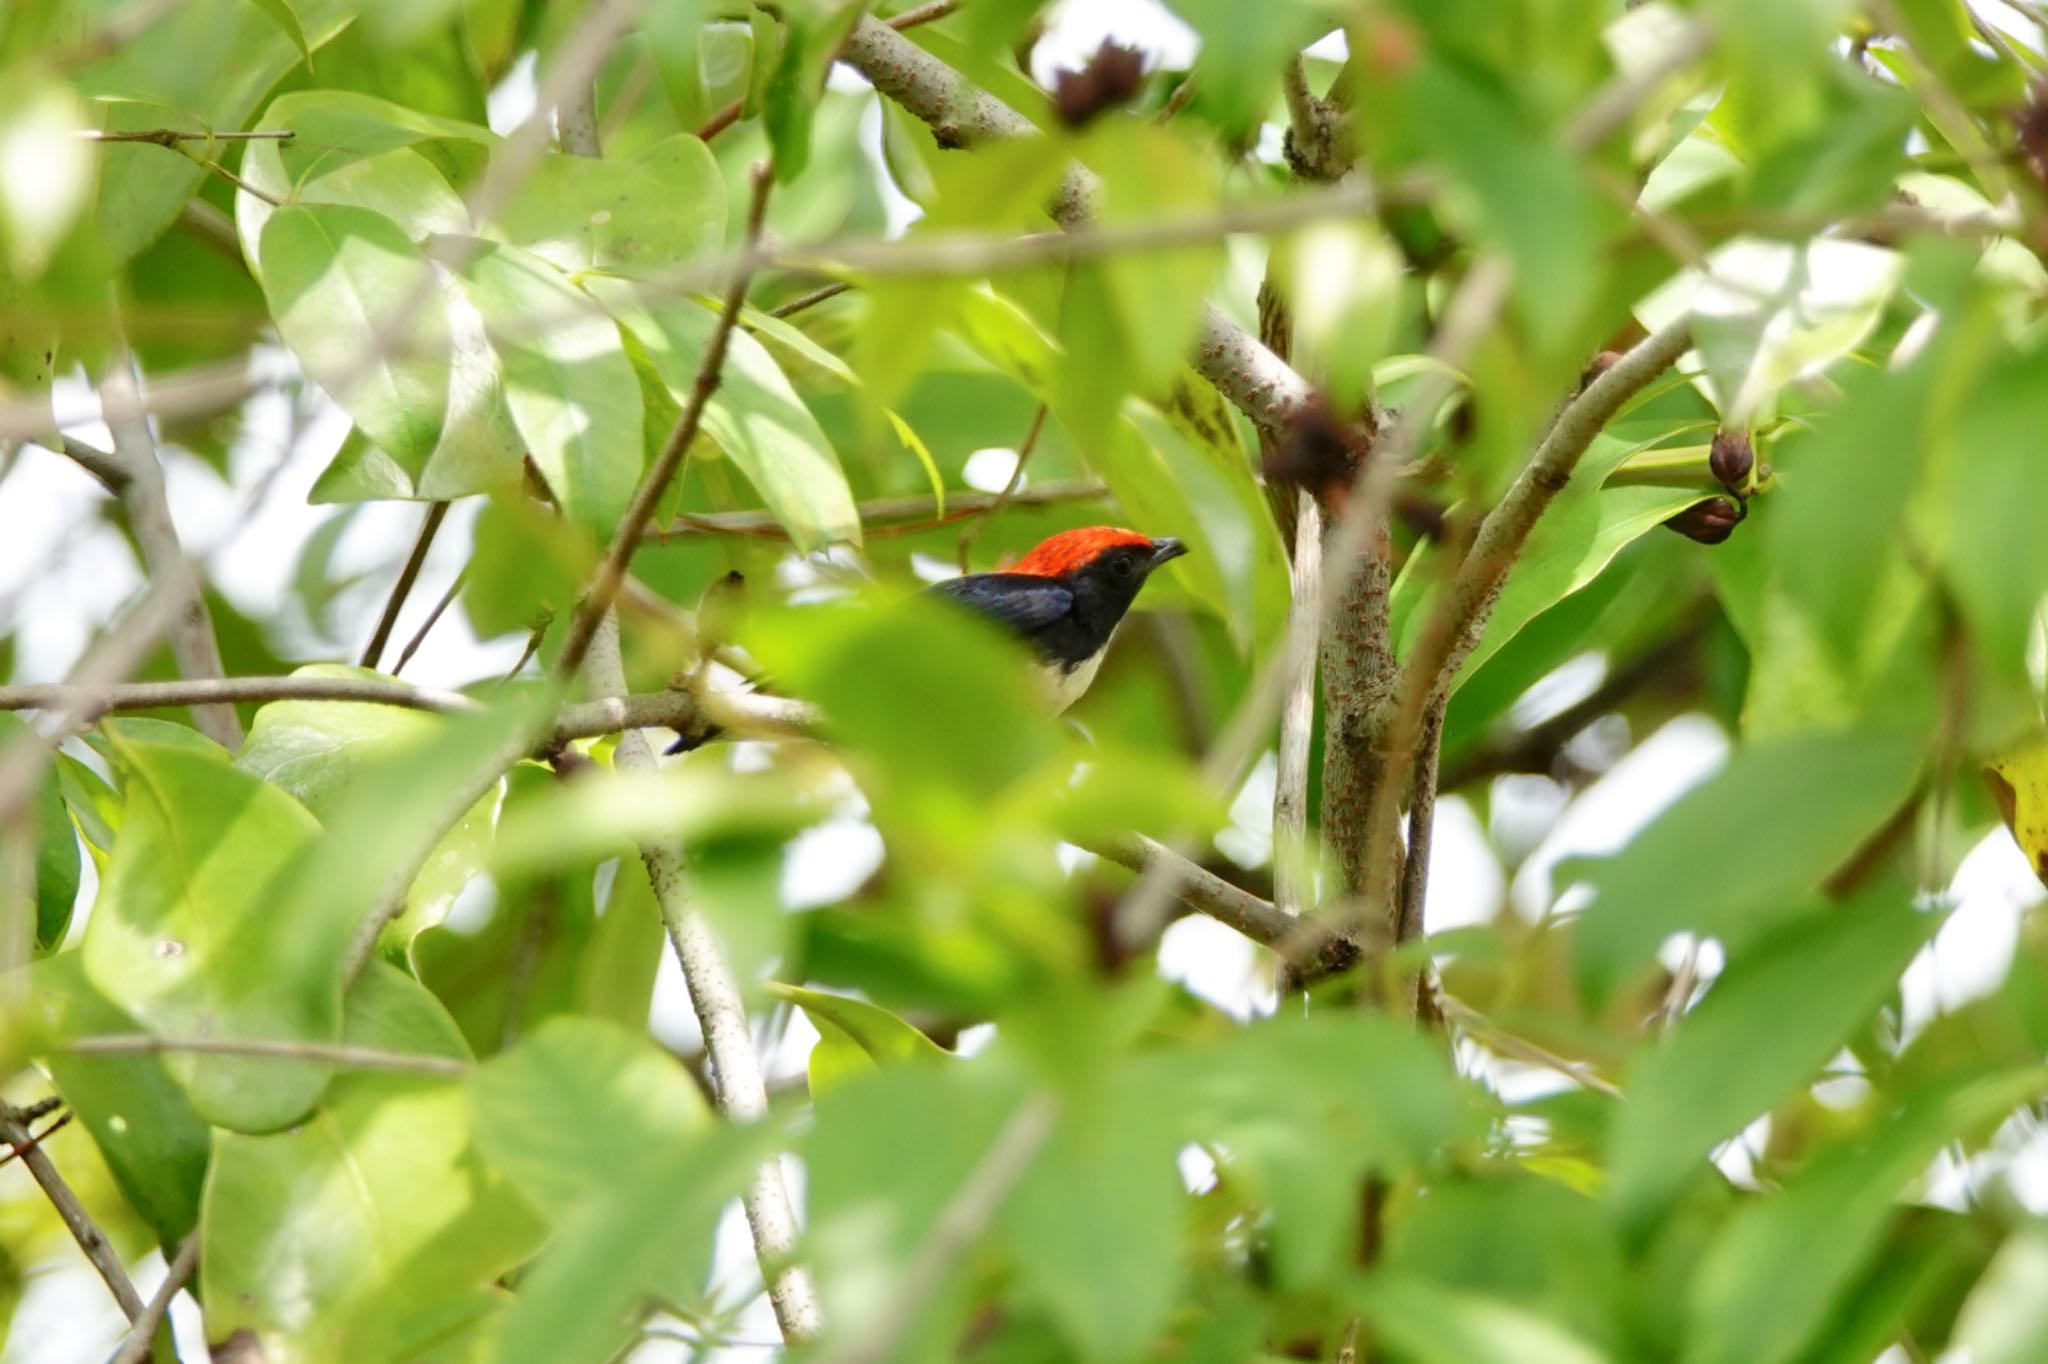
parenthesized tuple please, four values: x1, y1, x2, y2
(1005, 526, 1155, 578)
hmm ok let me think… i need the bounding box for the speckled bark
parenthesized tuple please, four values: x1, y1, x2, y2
(1317, 517, 1401, 906)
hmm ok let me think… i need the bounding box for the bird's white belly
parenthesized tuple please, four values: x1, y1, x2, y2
(1039, 646, 1108, 712)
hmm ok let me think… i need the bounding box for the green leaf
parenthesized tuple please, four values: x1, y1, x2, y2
(1607, 890, 1939, 1228)
(259, 202, 450, 477)
(237, 664, 502, 947)
(28, 952, 212, 1247)
(455, 239, 645, 533)
(1932, 338, 2048, 695)
(80, 737, 332, 1131)
(493, 1123, 765, 1364)
(489, 133, 725, 277)
(80, 1, 356, 260)
(247, 0, 313, 69)
(1001, 1080, 1183, 1358)
(623, 297, 861, 550)
(470, 1015, 710, 1218)
(764, 981, 950, 1091)
(1685, 1068, 2048, 1364)
(201, 963, 544, 1364)
(0, 713, 80, 954)
(236, 88, 496, 268)
(1394, 432, 1710, 687)
(1949, 1226, 2048, 1364)
(1363, 1275, 1615, 1364)
(1639, 238, 1904, 426)
(1574, 729, 1924, 1004)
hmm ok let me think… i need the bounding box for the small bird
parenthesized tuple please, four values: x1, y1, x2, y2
(928, 526, 1187, 711)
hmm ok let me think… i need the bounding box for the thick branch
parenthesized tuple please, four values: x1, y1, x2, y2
(582, 614, 823, 1341)
(0, 1102, 145, 1321)
(836, 17, 1313, 436)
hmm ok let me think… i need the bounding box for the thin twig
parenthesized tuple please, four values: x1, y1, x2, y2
(814, 1095, 1057, 1364)
(652, 479, 1104, 542)
(0, 1103, 145, 1321)
(767, 282, 852, 318)
(1394, 699, 1445, 1024)
(102, 340, 242, 749)
(360, 501, 449, 669)
(391, 567, 468, 677)
(109, 1233, 199, 1364)
(0, 675, 479, 717)
(955, 403, 1049, 570)
(554, 162, 775, 679)
(62, 1033, 469, 1076)
(0, 1112, 72, 1170)
(83, 128, 293, 144)
(1435, 994, 1623, 1098)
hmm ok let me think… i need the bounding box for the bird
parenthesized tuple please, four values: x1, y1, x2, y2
(666, 526, 1186, 753)
(926, 526, 1187, 711)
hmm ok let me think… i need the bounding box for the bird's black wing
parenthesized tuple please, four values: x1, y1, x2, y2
(926, 572, 1073, 637)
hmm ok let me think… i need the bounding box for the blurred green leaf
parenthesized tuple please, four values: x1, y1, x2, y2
(490, 133, 725, 276)
(1949, 1225, 2048, 1364)
(0, 713, 80, 954)
(1608, 889, 1939, 1228)
(1364, 1274, 1615, 1364)
(1575, 729, 1923, 1003)
(492, 1121, 765, 1364)
(1685, 1068, 2048, 1364)
(469, 1014, 709, 1217)
(765, 981, 949, 1092)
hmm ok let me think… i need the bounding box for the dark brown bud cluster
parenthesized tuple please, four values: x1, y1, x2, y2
(1051, 40, 1146, 129)
(2018, 79, 2048, 192)
(1663, 496, 1745, 545)
(1709, 428, 1754, 492)
(1579, 350, 1624, 392)
(1263, 395, 1373, 509)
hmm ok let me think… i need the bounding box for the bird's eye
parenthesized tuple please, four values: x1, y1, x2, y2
(1111, 552, 1137, 577)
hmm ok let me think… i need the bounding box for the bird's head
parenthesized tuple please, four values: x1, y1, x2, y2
(1007, 526, 1188, 585)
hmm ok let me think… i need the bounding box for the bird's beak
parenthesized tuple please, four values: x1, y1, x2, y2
(1147, 537, 1188, 569)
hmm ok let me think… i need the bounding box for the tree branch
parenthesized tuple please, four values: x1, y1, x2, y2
(109, 1233, 198, 1364)
(554, 162, 775, 679)
(0, 1101, 146, 1321)
(102, 342, 242, 749)
(360, 501, 449, 670)
(835, 16, 1314, 436)
(0, 675, 479, 717)
(581, 613, 824, 1341)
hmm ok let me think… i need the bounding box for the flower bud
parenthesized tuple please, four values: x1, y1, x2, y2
(1663, 496, 1744, 545)
(1709, 428, 1754, 492)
